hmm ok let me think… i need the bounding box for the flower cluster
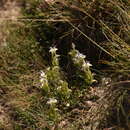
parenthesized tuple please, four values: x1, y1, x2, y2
(49, 46, 59, 67)
(39, 44, 95, 122)
(46, 46, 73, 120)
(39, 46, 71, 121)
(47, 98, 58, 105)
(40, 70, 49, 92)
(48, 47, 71, 100)
(69, 43, 95, 85)
(49, 47, 58, 54)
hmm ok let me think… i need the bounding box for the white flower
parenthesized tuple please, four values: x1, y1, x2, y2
(40, 71, 46, 77)
(79, 53, 86, 59)
(40, 70, 48, 87)
(82, 61, 92, 69)
(49, 47, 58, 53)
(66, 103, 70, 107)
(47, 98, 58, 105)
(57, 86, 62, 90)
(86, 62, 92, 67)
(46, 67, 50, 71)
(75, 52, 86, 59)
(40, 71, 47, 83)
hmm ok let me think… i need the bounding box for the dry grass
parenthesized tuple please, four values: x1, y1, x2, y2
(0, 0, 130, 129)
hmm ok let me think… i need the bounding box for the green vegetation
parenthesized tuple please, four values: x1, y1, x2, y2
(0, 0, 130, 129)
